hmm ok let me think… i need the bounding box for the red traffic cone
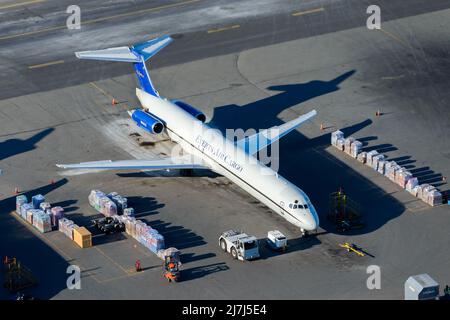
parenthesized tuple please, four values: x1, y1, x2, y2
(112, 98, 118, 105)
(320, 123, 325, 131)
(14, 187, 19, 195)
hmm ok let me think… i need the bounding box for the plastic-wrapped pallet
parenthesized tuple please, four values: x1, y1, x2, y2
(107, 192, 119, 199)
(389, 165, 401, 182)
(421, 185, 436, 203)
(39, 202, 51, 212)
(89, 190, 105, 209)
(331, 130, 344, 147)
(20, 203, 33, 220)
(124, 207, 135, 217)
(344, 137, 355, 155)
(336, 138, 345, 151)
(377, 160, 386, 174)
(397, 170, 413, 189)
(350, 141, 363, 158)
(427, 190, 442, 206)
(356, 151, 367, 163)
(124, 217, 135, 235)
(26, 209, 35, 224)
(111, 195, 127, 214)
(384, 161, 395, 177)
(16, 195, 27, 213)
(101, 197, 117, 217)
(372, 154, 385, 171)
(406, 177, 419, 193)
(33, 210, 52, 233)
(50, 206, 64, 228)
(410, 185, 421, 197)
(31, 194, 45, 209)
(366, 150, 379, 167)
(59, 218, 75, 239)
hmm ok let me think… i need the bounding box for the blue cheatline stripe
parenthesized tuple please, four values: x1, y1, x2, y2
(132, 60, 159, 97)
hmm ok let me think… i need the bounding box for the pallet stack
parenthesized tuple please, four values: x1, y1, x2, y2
(331, 130, 443, 206)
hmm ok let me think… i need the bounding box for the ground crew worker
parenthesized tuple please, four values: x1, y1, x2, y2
(444, 285, 450, 297)
(135, 259, 142, 272)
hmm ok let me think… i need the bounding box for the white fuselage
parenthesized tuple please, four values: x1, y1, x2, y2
(137, 89, 319, 231)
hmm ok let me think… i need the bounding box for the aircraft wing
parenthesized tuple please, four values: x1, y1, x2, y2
(56, 156, 208, 171)
(236, 110, 317, 155)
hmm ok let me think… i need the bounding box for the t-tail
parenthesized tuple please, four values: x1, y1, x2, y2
(75, 35, 173, 97)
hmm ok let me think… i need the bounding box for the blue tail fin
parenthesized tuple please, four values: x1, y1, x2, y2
(75, 35, 173, 97)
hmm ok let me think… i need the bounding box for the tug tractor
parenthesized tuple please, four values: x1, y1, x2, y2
(163, 256, 180, 282)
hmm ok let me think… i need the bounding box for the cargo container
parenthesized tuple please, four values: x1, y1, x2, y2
(331, 130, 344, 147)
(427, 190, 442, 206)
(31, 194, 45, 210)
(73, 227, 92, 248)
(357, 151, 367, 164)
(16, 195, 27, 213)
(50, 206, 64, 228)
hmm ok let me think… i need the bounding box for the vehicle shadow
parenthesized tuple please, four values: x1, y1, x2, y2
(0, 179, 70, 300)
(207, 71, 407, 235)
(0, 128, 54, 161)
(181, 262, 229, 282)
(257, 235, 322, 260)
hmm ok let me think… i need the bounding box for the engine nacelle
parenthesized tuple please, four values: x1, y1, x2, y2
(130, 109, 164, 134)
(172, 100, 206, 123)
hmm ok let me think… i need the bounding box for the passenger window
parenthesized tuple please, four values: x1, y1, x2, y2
(293, 204, 297, 209)
(289, 204, 293, 209)
(304, 204, 308, 209)
(298, 205, 304, 209)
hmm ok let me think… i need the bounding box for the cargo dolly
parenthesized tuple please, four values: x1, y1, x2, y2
(3, 257, 38, 293)
(328, 189, 365, 232)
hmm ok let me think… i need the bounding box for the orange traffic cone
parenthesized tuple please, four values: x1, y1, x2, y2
(50, 179, 55, 184)
(376, 110, 381, 117)
(14, 187, 19, 195)
(112, 98, 118, 105)
(320, 123, 325, 131)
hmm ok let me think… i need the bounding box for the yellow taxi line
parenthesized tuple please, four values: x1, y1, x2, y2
(207, 24, 240, 34)
(0, 0, 45, 10)
(292, 7, 325, 16)
(28, 59, 64, 69)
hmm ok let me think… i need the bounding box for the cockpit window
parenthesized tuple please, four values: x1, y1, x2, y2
(304, 204, 308, 209)
(298, 204, 304, 209)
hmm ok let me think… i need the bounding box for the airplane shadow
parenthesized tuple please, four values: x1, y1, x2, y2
(206, 70, 406, 235)
(0, 128, 54, 161)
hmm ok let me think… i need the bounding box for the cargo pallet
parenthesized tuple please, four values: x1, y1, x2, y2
(328, 191, 365, 231)
(3, 257, 38, 293)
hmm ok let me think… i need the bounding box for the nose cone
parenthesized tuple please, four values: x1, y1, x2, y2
(305, 204, 320, 231)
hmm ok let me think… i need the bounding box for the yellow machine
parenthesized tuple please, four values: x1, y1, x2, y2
(339, 243, 365, 257)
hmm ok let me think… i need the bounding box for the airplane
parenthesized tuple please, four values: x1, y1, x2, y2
(57, 35, 320, 234)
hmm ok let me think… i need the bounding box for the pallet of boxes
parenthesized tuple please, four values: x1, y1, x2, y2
(88, 190, 172, 259)
(331, 130, 443, 207)
(15, 194, 64, 233)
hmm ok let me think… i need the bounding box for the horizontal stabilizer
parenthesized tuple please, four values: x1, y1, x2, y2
(75, 47, 141, 62)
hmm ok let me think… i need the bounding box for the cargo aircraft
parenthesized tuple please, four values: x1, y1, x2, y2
(57, 36, 319, 234)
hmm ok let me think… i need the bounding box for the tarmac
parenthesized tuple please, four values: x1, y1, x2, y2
(0, 0, 449, 299)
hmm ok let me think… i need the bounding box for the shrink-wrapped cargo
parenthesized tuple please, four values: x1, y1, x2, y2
(110, 195, 127, 214)
(102, 198, 117, 217)
(406, 177, 419, 193)
(26, 209, 35, 224)
(50, 206, 64, 228)
(39, 202, 51, 212)
(336, 138, 345, 151)
(31, 194, 45, 209)
(421, 185, 436, 202)
(427, 190, 442, 206)
(124, 207, 135, 217)
(388, 165, 402, 182)
(357, 151, 367, 164)
(372, 154, 385, 171)
(16, 195, 27, 213)
(33, 210, 52, 233)
(377, 160, 386, 174)
(350, 141, 363, 158)
(397, 170, 413, 188)
(416, 184, 426, 200)
(20, 203, 33, 219)
(331, 130, 344, 147)
(344, 137, 355, 155)
(366, 150, 379, 167)
(59, 218, 75, 239)
(88, 190, 105, 209)
(409, 185, 421, 197)
(384, 161, 395, 177)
